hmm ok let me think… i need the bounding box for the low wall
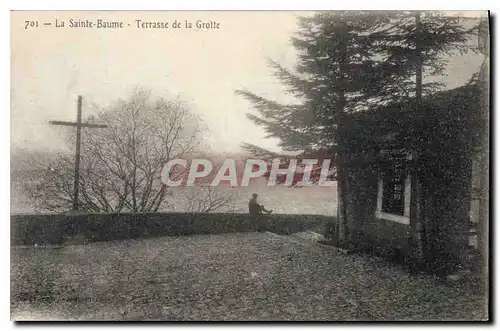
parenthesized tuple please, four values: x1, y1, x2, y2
(11, 213, 335, 246)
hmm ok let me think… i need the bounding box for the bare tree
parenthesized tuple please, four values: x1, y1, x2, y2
(25, 88, 234, 213)
(176, 186, 242, 213)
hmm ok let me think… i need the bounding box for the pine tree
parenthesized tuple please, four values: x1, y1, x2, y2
(237, 11, 478, 241)
(237, 11, 392, 152)
(237, 11, 476, 153)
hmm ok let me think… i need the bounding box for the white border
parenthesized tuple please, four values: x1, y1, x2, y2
(3, 2, 496, 329)
(5, 1, 496, 11)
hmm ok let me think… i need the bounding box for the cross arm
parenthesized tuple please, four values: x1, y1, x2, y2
(49, 120, 107, 128)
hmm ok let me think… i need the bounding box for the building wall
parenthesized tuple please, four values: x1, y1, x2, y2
(418, 149, 473, 275)
(344, 163, 413, 264)
(343, 145, 474, 275)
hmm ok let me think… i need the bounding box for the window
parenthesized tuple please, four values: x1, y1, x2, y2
(382, 157, 406, 215)
(376, 153, 411, 225)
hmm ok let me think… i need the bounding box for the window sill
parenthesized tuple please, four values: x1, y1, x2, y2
(375, 211, 410, 225)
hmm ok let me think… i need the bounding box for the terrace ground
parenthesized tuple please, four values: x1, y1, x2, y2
(11, 231, 487, 321)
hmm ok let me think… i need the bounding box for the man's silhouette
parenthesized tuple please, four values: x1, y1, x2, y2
(248, 193, 273, 215)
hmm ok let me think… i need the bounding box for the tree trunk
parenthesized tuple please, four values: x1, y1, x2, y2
(335, 26, 349, 245)
(336, 158, 347, 243)
(409, 11, 424, 269)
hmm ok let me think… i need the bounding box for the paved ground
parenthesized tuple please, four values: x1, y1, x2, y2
(11, 232, 488, 321)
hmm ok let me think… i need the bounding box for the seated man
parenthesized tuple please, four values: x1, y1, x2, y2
(248, 193, 273, 215)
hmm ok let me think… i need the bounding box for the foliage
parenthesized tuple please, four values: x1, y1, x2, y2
(237, 11, 479, 154)
(24, 89, 234, 213)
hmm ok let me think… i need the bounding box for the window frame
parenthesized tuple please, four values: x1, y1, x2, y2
(375, 152, 412, 225)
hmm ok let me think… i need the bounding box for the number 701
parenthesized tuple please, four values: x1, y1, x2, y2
(24, 21, 39, 29)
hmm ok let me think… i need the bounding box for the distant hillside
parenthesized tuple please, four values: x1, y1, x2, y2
(11, 148, 67, 213)
(10, 148, 337, 215)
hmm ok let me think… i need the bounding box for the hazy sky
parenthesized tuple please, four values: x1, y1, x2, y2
(11, 11, 487, 154)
